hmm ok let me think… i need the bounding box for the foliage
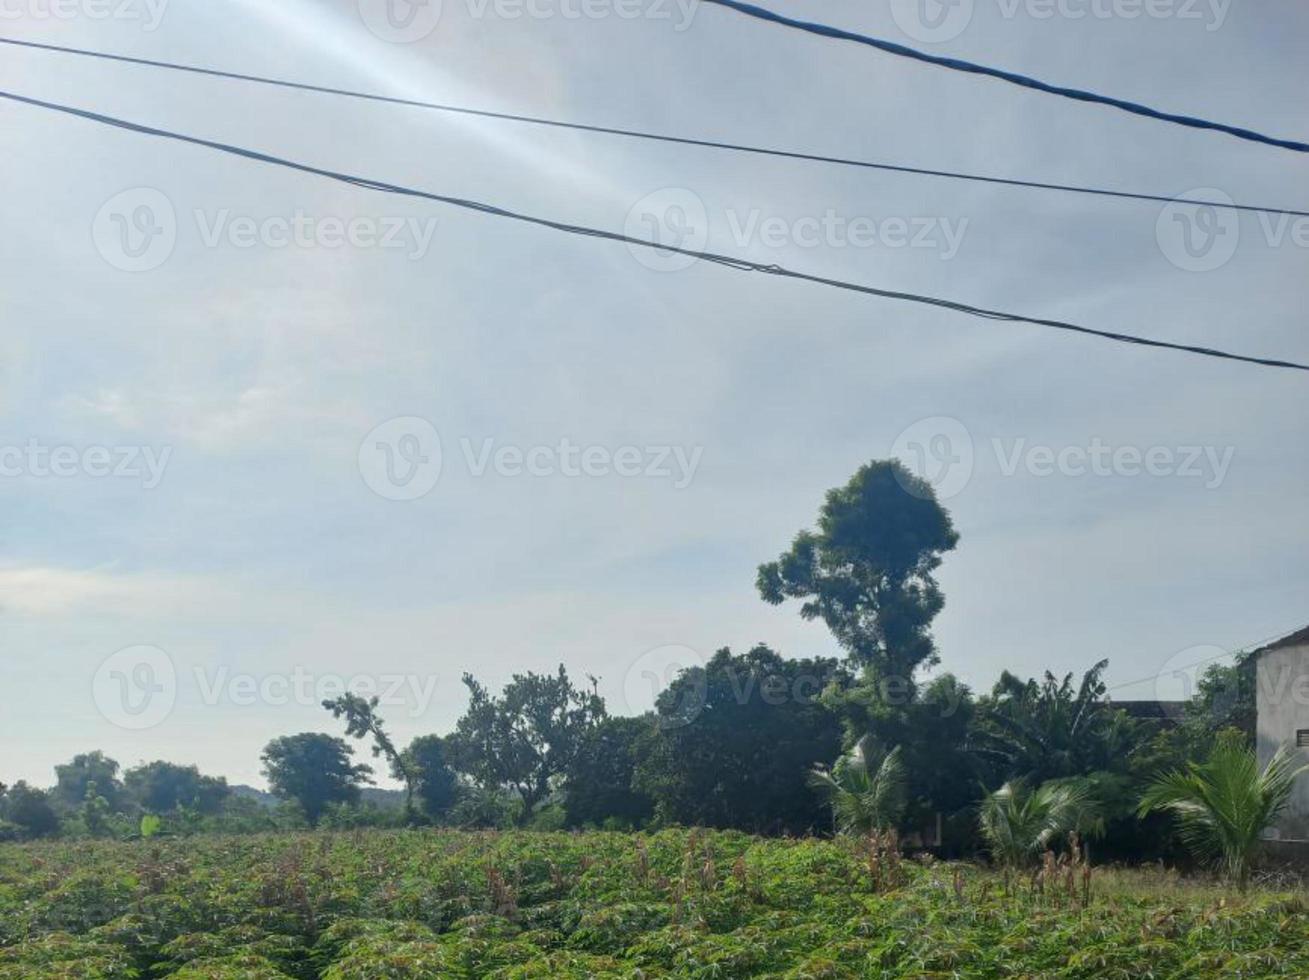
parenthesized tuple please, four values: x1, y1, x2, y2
(401, 736, 458, 823)
(123, 762, 229, 816)
(757, 459, 959, 682)
(564, 716, 654, 829)
(322, 695, 418, 823)
(978, 778, 1097, 869)
(808, 738, 906, 835)
(2, 828, 1309, 978)
(445, 666, 606, 823)
(970, 660, 1141, 786)
(0, 782, 59, 840)
(52, 752, 123, 813)
(633, 646, 847, 834)
(1139, 729, 1309, 890)
(261, 734, 374, 826)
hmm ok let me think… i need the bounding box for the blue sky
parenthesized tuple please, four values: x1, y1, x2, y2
(0, 0, 1305, 787)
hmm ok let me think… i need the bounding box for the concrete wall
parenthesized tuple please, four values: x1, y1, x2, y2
(1256, 642, 1309, 840)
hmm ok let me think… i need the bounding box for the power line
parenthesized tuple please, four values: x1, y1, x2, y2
(700, 0, 1309, 155)
(1105, 622, 1305, 695)
(4, 87, 1307, 373)
(2, 35, 1305, 220)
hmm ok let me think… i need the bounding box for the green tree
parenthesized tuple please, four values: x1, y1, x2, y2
(402, 735, 459, 822)
(0, 781, 59, 839)
(124, 762, 229, 815)
(261, 733, 374, 826)
(633, 645, 848, 834)
(808, 737, 905, 835)
(971, 660, 1140, 785)
(1139, 730, 1309, 890)
(323, 694, 418, 823)
(80, 781, 113, 837)
(565, 715, 655, 829)
(827, 672, 980, 847)
(757, 460, 959, 684)
(979, 779, 1096, 869)
(445, 666, 605, 823)
(53, 751, 123, 813)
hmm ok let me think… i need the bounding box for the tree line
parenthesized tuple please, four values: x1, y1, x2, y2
(0, 460, 1265, 864)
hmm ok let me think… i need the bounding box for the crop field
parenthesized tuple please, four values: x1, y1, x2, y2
(0, 829, 1306, 979)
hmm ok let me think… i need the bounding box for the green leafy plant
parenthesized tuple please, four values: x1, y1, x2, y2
(1138, 730, 1309, 890)
(978, 778, 1095, 869)
(139, 814, 162, 839)
(808, 738, 906, 834)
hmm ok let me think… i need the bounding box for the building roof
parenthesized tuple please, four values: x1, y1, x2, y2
(1251, 625, 1309, 659)
(1113, 700, 1187, 721)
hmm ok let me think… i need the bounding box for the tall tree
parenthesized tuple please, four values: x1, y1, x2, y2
(633, 645, 848, 834)
(261, 733, 373, 826)
(402, 735, 459, 822)
(124, 761, 229, 815)
(323, 694, 418, 823)
(52, 751, 123, 812)
(445, 666, 605, 823)
(0, 781, 59, 839)
(757, 460, 958, 685)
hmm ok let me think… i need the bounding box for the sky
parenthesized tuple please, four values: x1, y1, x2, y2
(0, 0, 1305, 788)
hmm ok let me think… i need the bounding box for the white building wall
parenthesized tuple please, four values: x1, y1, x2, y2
(1256, 642, 1309, 840)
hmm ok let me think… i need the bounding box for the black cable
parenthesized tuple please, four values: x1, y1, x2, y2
(700, 0, 1309, 154)
(1, 35, 1305, 220)
(4, 87, 1305, 373)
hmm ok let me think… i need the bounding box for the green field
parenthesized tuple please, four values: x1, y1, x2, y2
(1, 829, 1306, 978)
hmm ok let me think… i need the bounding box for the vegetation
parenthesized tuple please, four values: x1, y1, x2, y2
(807, 738, 906, 835)
(3, 828, 1309, 979)
(978, 779, 1095, 870)
(2, 457, 1304, 976)
(1140, 731, 1309, 890)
